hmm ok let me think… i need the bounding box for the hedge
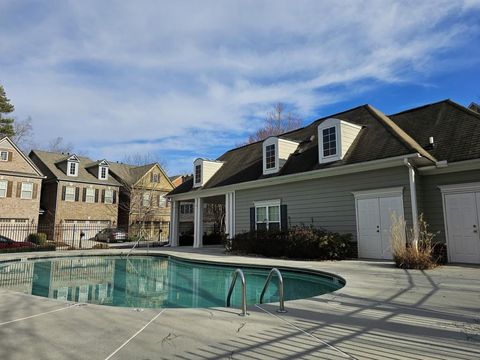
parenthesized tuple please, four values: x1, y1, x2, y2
(26, 233, 48, 246)
(0, 244, 56, 254)
(229, 226, 355, 260)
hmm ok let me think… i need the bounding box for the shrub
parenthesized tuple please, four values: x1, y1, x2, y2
(92, 243, 109, 249)
(26, 233, 47, 246)
(202, 232, 226, 245)
(0, 244, 56, 253)
(391, 214, 440, 270)
(230, 226, 355, 260)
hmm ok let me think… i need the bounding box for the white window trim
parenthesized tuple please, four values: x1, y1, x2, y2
(262, 137, 279, 175)
(99, 166, 108, 180)
(254, 199, 281, 230)
(104, 189, 114, 204)
(159, 194, 167, 207)
(318, 118, 362, 164)
(0, 180, 7, 198)
(438, 182, 480, 195)
(85, 188, 95, 203)
(20, 182, 33, 200)
(65, 186, 75, 202)
(67, 161, 79, 177)
(0, 151, 8, 161)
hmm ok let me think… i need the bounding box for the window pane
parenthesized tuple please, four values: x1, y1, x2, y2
(0, 151, 7, 161)
(322, 126, 337, 157)
(268, 206, 280, 222)
(256, 207, 267, 222)
(269, 222, 280, 231)
(265, 144, 276, 169)
(195, 165, 202, 183)
(0, 180, 6, 197)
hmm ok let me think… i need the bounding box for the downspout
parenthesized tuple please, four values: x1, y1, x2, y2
(404, 159, 419, 247)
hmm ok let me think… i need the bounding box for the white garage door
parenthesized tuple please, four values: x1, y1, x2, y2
(444, 192, 480, 264)
(355, 188, 405, 260)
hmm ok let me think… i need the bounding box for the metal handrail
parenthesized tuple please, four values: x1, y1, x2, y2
(226, 269, 248, 316)
(259, 268, 287, 313)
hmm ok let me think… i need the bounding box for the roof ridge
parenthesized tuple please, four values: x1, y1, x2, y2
(366, 105, 437, 163)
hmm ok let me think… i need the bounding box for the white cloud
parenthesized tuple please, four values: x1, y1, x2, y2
(0, 0, 479, 173)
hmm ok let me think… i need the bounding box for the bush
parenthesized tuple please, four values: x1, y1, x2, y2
(230, 226, 355, 260)
(26, 233, 47, 246)
(391, 214, 440, 270)
(0, 244, 56, 253)
(92, 243, 109, 249)
(202, 232, 226, 245)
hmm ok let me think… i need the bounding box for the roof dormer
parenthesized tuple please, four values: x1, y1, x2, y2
(262, 137, 299, 175)
(66, 155, 80, 177)
(97, 160, 109, 180)
(318, 118, 362, 164)
(193, 158, 223, 188)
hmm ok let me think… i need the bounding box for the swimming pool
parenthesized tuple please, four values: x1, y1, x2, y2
(0, 256, 344, 308)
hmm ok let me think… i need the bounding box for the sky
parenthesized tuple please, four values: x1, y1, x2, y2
(1, 0, 480, 175)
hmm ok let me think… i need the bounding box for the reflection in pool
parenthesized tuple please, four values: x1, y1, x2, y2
(0, 256, 344, 308)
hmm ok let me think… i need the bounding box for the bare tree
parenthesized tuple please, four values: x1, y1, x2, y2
(12, 117, 36, 152)
(47, 137, 74, 153)
(246, 103, 302, 144)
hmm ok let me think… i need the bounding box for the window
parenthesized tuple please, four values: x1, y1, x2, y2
(0, 151, 8, 161)
(180, 204, 194, 214)
(0, 180, 7, 197)
(68, 162, 78, 176)
(86, 188, 95, 203)
(265, 144, 276, 169)
(152, 173, 159, 183)
(20, 182, 33, 199)
(159, 194, 167, 207)
(104, 189, 114, 204)
(322, 126, 337, 157)
(194, 165, 202, 184)
(255, 202, 280, 231)
(142, 193, 150, 207)
(65, 187, 75, 202)
(99, 166, 108, 180)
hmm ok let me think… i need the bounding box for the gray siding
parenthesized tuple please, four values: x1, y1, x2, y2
(235, 166, 412, 240)
(420, 170, 480, 243)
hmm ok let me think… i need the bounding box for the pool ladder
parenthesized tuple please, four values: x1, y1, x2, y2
(226, 267, 287, 316)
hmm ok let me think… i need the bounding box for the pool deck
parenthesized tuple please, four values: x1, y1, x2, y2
(0, 247, 479, 360)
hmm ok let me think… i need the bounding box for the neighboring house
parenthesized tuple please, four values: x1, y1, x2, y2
(169, 175, 185, 188)
(109, 162, 173, 240)
(0, 137, 44, 239)
(29, 150, 121, 240)
(168, 100, 480, 264)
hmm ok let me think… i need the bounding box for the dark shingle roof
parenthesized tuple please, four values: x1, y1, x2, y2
(30, 150, 121, 186)
(170, 102, 446, 196)
(108, 162, 157, 185)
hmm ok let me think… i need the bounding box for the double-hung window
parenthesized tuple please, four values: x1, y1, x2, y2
(85, 188, 95, 203)
(180, 204, 193, 214)
(99, 166, 108, 180)
(158, 194, 167, 207)
(152, 173, 159, 183)
(142, 193, 150, 207)
(255, 201, 280, 231)
(21, 182, 33, 199)
(104, 189, 114, 204)
(194, 165, 202, 184)
(322, 126, 337, 157)
(0, 180, 7, 197)
(265, 144, 276, 169)
(0, 151, 8, 161)
(68, 162, 78, 176)
(65, 186, 75, 202)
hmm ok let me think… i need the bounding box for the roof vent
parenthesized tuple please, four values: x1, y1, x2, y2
(428, 136, 435, 149)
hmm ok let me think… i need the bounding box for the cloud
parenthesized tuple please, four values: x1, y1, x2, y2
(0, 0, 479, 173)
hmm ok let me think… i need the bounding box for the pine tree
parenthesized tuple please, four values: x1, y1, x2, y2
(0, 85, 15, 138)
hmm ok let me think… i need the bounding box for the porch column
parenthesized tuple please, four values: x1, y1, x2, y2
(225, 191, 235, 239)
(405, 160, 419, 242)
(193, 197, 204, 248)
(169, 200, 179, 247)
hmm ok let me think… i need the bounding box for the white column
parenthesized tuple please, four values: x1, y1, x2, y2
(169, 201, 179, 247)
(225, 192, 235, 239)
(193, 197, 204, 248)
(405, 160, 419, 242)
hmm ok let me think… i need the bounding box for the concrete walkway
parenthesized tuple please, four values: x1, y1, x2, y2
(0, 247, 479, 359)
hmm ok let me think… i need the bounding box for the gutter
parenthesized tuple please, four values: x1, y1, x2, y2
(169, 153, 423, 201)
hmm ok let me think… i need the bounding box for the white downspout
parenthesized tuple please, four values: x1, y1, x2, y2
(404, 160, 419, 247)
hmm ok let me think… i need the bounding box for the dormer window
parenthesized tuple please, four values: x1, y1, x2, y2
(68, 162, 78, 176)
(265, 144, 276, 169)
(318, 118, 362, 164)
(322, 126, 337, 157)
(194, 164, 202, 184)
(99, 166, 108, 180)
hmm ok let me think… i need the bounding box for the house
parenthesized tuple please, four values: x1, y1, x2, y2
(0, 137, 44, 240)
(109, 162, 173, 240)
(167, 100, 480, 264)
(169, 175, 186, 188)
(29, 150, 121, 240)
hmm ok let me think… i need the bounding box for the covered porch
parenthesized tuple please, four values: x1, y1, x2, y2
(169, 191, 235, 247)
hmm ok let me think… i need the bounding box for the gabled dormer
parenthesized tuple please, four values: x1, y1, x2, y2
(66, 155, 80, 177)
(193, 158, 223, 188)
(262, 137, 299, 175)
(97, 160, 109, 180)
(318, 118, 362, 164)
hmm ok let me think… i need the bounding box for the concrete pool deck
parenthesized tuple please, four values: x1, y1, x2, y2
(0, 247, 479, 359)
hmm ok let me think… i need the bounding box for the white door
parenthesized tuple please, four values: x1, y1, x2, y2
(444, 193, 480, 263)
(357, 195, 404, 260)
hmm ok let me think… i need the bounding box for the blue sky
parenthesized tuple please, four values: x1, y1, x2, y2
(1, 0, 479, 175)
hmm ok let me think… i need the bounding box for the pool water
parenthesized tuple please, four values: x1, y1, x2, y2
(0, 256, 344, 308)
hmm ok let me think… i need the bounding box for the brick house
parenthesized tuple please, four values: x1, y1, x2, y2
(0, 137, 44, 238)
(29, 150, 121, 240)
(109, 162, 173, 240)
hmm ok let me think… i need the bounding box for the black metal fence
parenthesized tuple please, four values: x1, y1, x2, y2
(0, 222, 170, 250)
